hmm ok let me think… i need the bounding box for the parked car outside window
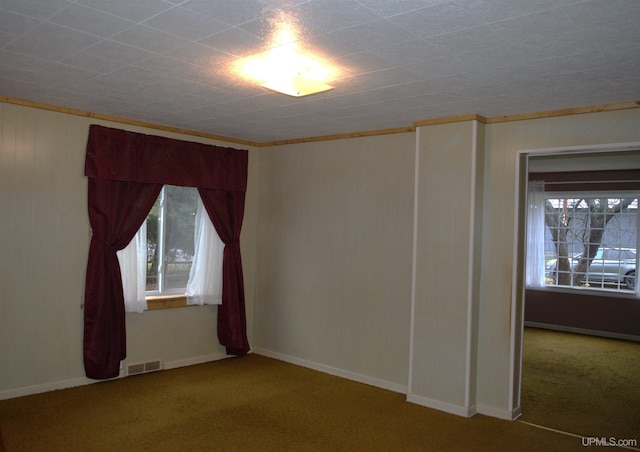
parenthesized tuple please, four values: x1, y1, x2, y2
(545, 247, 636, 290)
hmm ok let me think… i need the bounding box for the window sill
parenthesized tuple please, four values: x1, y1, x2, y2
(146, 295, 192, 310)
(527, 285, 639, 300)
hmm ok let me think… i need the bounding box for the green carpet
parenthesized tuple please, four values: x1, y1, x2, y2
(1, 353, 588, 451)
(521, 327, 640, 442)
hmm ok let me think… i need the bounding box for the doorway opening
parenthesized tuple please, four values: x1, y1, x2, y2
(515, 144, 640, 437)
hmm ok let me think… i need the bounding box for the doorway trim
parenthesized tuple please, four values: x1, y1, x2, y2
(512, 141, 640, 418)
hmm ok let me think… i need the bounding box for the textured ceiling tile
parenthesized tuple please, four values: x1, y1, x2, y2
(4, 22, 102, 62)
(425, 25, 498, 54)
(291, 0, 380, 33)
(1, 0, 639, 143)
(368, 39, 440, 65)
(354, 0, 449, 18)
(77, 40, 155, 66)
(341, 66, 423, 92)
(0, 0, 72, 20)
(332, 19, 418, 51)
(237, 10, 324, 48)
(0, 9, 42, 38)
(47, 4, 135, 38)
(74, 0, 174, 22)
(142, 7, 230, 40)
(116, 66, 179, 92)
(456, 0, 579, 23)
(0, 78, 57, 100)
(197, 27, 264, 57)
(0, 49, 52, 71)
(564, 0, 640, 28)
(0, 64, 35, 81)
(304, 32, 364, 58)
(61, 50, 135, 74)
(133, 54, 209, 80)
(487, 7, 576, 40)
(181, 0, 268, 26)
(163, 42, 230, 68)
(43, 88, 106, 111)
(111, 24, 190, 53)
(23, 62, 99, 89)
(388, 2, 486, 37)
(334, 51, 394, 74)
(402, 53, 472, 80)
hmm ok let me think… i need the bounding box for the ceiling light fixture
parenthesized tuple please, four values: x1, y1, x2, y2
(232, 12, 339, 97)
(238, 44, 335, 97)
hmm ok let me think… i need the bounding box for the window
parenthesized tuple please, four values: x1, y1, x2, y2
(118, 185, 225, 312)
(539, 194, 639, 293)
(146, 185, 198, 295)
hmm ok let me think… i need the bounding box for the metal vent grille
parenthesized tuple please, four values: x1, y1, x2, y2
(144, 360, 161, 372)
(126, 360, 162, 376)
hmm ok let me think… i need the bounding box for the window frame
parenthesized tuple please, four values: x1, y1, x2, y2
(145, 185, 199, 298)
(538, 189, 639, 297)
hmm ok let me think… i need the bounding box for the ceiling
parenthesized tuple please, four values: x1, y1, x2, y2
(1, 0, 639, 145)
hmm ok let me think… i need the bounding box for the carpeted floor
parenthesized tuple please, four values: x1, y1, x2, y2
(520, 327, 640, 442)
(0, 352, 587, 452)
(1, 328, 638, 451)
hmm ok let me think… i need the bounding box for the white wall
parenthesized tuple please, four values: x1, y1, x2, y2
(2, 100, 639, 420)
(252, 107, 640, 420)
(409, 120, 484, 416)
(253, 133, 416, 391)
(0, 102, 258, 398)
(476, 109, 640, 418)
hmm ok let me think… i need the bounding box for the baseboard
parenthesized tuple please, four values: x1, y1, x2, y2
(253, 347, 408, 395)
(0, 374, 110, 401)
(406, 393, 477, 418)
(164, 352, 229, 370)
(477, 403, 522, 420)
(0, 353, 230, 401)
(525, 322, 640, 342)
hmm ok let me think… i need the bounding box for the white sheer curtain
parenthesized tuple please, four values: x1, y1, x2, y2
(186, 195, 224, 305)
(526, 180, 546, 287)
(636, 204, 640, 297)
(117, 222, 148, 313)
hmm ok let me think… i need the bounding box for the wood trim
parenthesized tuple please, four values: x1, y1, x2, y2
(486, 101, 640, 124)
(256, 126, 416, 147)
(146, 295, 193, 310)
(0, 96, 256, 148)
(540, 182, 640, 192)
(529, 169, 640, 191)
(529, 169, 640, 182)
(3, 96, 638, 147)
(413, 113, 488, 127)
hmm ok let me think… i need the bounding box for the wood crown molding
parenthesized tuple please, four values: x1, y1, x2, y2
(0, 96, 256, 148)
(2, 96, 638, 148)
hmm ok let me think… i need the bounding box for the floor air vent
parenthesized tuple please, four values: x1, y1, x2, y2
(126, 360, 162, 376)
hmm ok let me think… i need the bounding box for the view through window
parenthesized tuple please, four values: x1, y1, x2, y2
(543, 195, 639, 292)
(146, 185, 198, 295)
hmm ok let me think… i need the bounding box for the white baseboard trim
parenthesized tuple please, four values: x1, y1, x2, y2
(525, 322, 640, 342)
(253, 347, 408, 395)
(0, 374, 112, 401)
(406, 393, 477, 418)
(477, 403, 522, 420)
(164, 352, 229, 370)
(0, 353, 230, 401)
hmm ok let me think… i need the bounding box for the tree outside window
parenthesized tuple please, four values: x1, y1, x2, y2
(146, 186, 199, 294)
(543, 196, 638, 291)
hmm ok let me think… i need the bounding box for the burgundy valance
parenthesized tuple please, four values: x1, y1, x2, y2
(83, 124, 250, 380)
(85, 125, 247, 191)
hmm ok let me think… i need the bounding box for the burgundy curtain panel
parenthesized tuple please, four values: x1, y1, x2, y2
(198, 188, 247, 356)
(84, 125, 249, 379)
